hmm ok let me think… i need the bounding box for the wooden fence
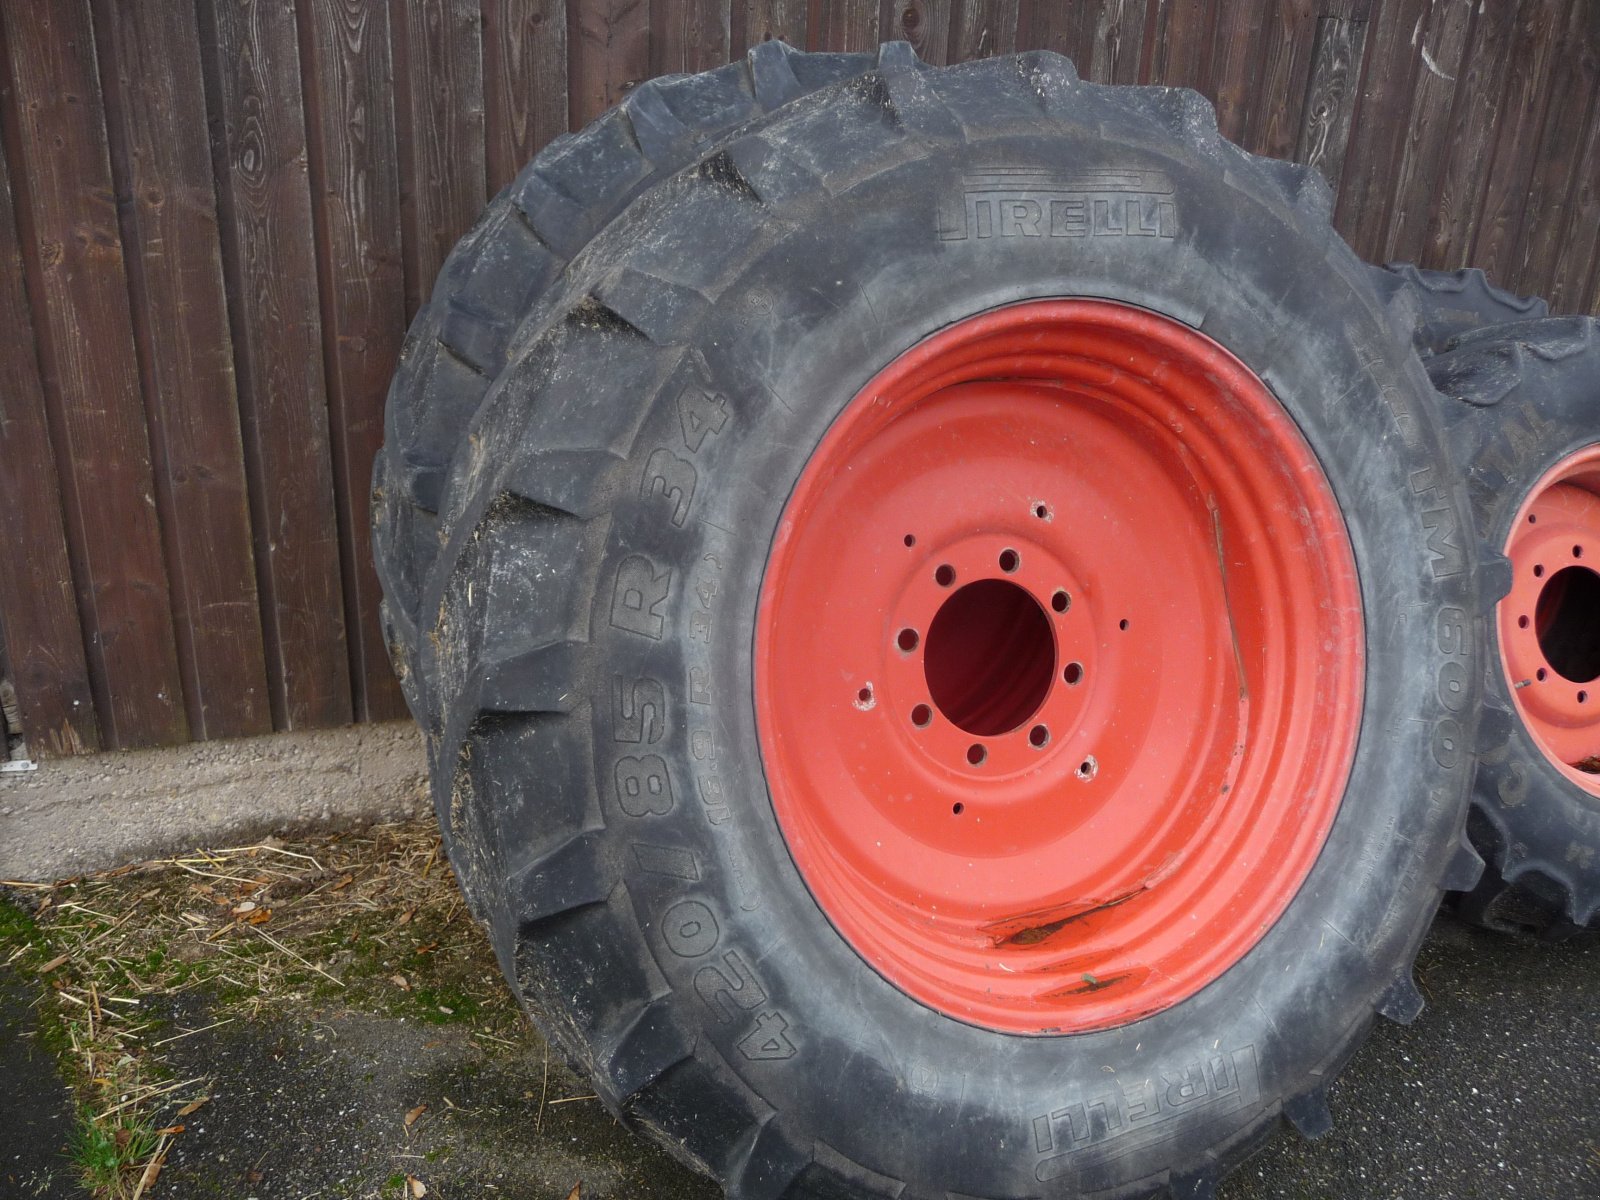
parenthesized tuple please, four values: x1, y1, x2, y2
(0, 0, 1596, 758)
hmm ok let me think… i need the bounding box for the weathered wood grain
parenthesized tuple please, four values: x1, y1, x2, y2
(0, 0, 186, 750)
(299, 0, 409, 722)
(1419, 0, 1517, 267)
(949, 0, 1017, 60)
(814, 0, 879, 51)
(1296, 17, 1367, 197)
(1146, 0, 1218, 92)
(391, 0, 485, 317)
(1332, 0, 1428, 259)
(1380, 0, 1474, 263)
(569, 0, 650, 127)
(199, 0, 352, 730)
(1470, 0, 1569, 286)
(734, 0, 808, 51)
(484, 0, 567, 188)
(1207, 3, 1261, 143)
(1544, 85, 1600, 314)
(653, 0, 730, 74)
(883, 0, 951, 64)
(93, 0, 272, 741)
(1244, 0, 1316, 159)
(0, 114, 97, 756)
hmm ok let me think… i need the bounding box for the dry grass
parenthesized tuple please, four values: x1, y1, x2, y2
(2, 821, 527, 1199)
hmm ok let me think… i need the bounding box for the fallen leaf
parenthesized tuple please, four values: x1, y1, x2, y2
(390, 974, 411, 991)
(397, 906, 416, 926)
(246, 908, 272, 925)
(138, 1155, 166, 1190)
(331, 873, 354, 891)
(566, 1184, 582, 1200)
(404, 1103, 428, 1128)
(36, 954, 68, 974)
(152, 1124, 185, 1136)
(408, 1174, 428, 1197)
(175, 1097, 210, 1118)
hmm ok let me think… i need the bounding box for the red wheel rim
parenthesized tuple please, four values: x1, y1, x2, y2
(1499, 445, 1600, 795)
(754, 300, 1365, 1034)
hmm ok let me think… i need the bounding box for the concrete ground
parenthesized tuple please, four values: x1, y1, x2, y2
(3, 727, 1598, 1198)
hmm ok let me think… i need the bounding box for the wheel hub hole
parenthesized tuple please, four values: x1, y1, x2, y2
(1535, 566, 1600, 682)
(924, 579, 1055, 736)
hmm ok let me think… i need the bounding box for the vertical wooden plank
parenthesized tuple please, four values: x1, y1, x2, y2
(1418, 0, 1518, 268)
(93, 0, 273, 741)
(949, 0, 1018, 61)
(1470, 0, 1570, 286)
(1016, 2, 1096, 75)
(0, 122, 97, 756)
(0, 0, 187, 750)
(391, 0, 486, 316)
(568, 0, 651, 127)
(1379, 0, 1475, 263)
(1543, 87, 1600, 314)
(1294, 16, 1368, 193)
(882, 0, 951, 64)
(813, 0, 879, 50)
(1245, 0, 1317, 160)
(1331, 0, 1428, 260)
(1146, 0, 1219, 92)
(1084, 0, 1148, 85)
(198, 0, 352, 731)
(299, 0, 410, 723)
(1207, 4, 1263, 143)
(734, 0, 809, 51)
(1510, 5, 1598, 301)
(652, 0, 730, 74)
(483, 0, 568, 190)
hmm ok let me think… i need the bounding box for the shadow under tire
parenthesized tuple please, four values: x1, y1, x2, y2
(379, 46, 1487, 1199)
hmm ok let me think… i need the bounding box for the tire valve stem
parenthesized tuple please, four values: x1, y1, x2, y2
(1516, 679, 1535, 689)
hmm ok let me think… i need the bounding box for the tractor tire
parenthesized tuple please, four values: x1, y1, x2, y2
(375, 45, 1487, 1199)
(1373, 262, 1549, 356)
(371, 42, 878, 719)
(1425, 317, 1600, 936)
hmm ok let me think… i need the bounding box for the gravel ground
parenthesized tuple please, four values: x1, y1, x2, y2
(5, 823, 1598, 1200)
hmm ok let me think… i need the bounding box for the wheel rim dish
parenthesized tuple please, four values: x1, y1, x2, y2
(755, 299, 1365, 1034)
(1499, 444, 1600, 795)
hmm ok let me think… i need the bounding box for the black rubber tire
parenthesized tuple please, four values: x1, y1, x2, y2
(1425, 317, 1600, 937)
(1372, 262, 1549, 357)
(371, 42, 878, 721)
(375, 46, 1488, 1200)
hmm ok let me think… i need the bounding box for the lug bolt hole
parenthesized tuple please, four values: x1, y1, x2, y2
(935, 564, 956, 587)
(1063, 661, 1084, 685)
(1538, 668, 1549, 681)
(999, 548, 1020, 573)
(1529, 513, 1539, 524)
(1534, 564, 1545, 578)
(1576, 545, 1585, 559)
(966, 744, 987, 766)
(856, 685, 873, 707)
(1119, 618, 1130, 631)
(1029, 724, 1049, 748)
(904, 533, 917, 547)
(1076, 755, 1098, 781)
(1518, 615, 1530, 629)
(1033, 502, 1051, 520)
(1051, 589, 1070, 613)
(897, 627, 920, 653)
(951, 802, 965, 814)
(911, 703, 933, 727)
(1580, 691, 1590, 704)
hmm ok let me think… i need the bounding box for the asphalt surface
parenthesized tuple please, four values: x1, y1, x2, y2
(5, 911, 1598, 1198)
